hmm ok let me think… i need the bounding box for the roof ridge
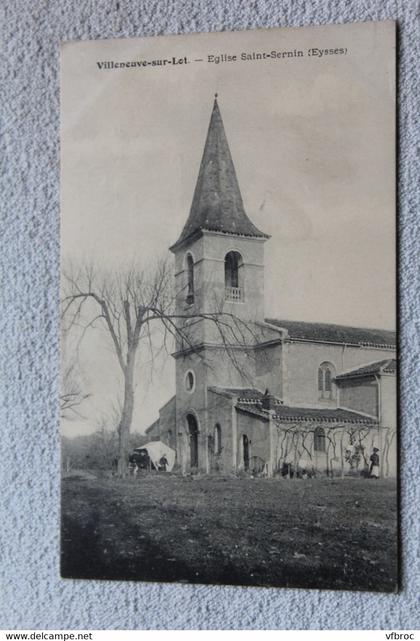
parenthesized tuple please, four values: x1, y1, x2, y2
(337, 358, 391, 377)
(265, 317, 396, 334)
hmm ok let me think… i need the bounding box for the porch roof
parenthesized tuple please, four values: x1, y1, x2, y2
(235, 402, 378, 425)
(272, 406, 378, 425)
(335, 359, 397, 381)
(210, 386, 379, 425)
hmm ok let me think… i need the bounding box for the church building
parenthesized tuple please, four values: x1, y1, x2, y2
(145, 96, 397, 478)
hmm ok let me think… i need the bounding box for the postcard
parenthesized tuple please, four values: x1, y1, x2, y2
(61, 20, 397, 591)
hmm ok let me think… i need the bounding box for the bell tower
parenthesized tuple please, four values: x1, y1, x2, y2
(170, 95, 270, 337)
(169, 96, 270, 471)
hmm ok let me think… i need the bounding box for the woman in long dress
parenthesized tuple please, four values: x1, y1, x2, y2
(369, 448, 380, 478)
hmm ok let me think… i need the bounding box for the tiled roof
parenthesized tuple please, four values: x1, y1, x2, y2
(335, 359, 397, 380)
(272, 406, 378, 424)
(265, 318, 396, 348)
(236, 403, 270, 420)
(212, 386, 379, 425)
(209, 386, 279, 403)
(170, 97, 268, 252)
(209, 387, 264, 399)
(236, 403, 378, 425)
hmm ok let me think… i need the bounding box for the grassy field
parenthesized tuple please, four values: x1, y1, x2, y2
(61, 473, 398, 591)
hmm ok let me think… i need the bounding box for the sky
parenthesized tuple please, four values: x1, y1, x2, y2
(61, 21, 396, 437)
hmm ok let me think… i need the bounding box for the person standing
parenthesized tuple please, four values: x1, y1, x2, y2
(369, 447, 380, 478)
(159, 454, 168, 472)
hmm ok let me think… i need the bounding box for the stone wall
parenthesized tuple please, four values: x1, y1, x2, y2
(283, 340, 395, 408)
(207, 389, 235, 473)
(172, 231, 268, 352)
(337, 378, 379, 416)
(236, 409, 270, 472)
(380, 374, 397, 428)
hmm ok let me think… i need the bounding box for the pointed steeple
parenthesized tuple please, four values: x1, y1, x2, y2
(170, 95, 269, 252)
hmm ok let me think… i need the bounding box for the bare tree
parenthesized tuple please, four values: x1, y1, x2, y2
(60, 320, 91, 420)
(61, 259, 262, 476)
(60, 361, 91, 419)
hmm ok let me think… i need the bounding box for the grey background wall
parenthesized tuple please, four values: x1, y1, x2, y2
(1, 0, 419, 630)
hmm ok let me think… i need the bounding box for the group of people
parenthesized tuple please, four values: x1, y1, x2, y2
(123, 453, 169, 476)
(112, 449, 380, 478)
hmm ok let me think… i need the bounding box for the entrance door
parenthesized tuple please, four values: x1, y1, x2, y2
(243, 434, 250, 471)
(207, 434, 214, 471)
(187, 414, 199, 468)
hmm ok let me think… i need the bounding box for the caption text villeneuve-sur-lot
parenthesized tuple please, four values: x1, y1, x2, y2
(96, 47, 348, 70)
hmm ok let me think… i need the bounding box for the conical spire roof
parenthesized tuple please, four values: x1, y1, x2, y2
(170, 96, 269, 252)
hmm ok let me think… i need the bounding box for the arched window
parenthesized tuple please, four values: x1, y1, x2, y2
(318, 362, 335, 399)
(325, 368, 332, 392)
(185, 370, 195, 393)
(318, 368, 324, 392)
(314, 427, 326, 452)
(207, 434, 214, 455)
(186, 253, 194, 304)
(214, 424, 222, 455)
(224, 251, 243, 301)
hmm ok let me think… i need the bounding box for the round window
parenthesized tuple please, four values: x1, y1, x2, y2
(185, 370, 195, 392)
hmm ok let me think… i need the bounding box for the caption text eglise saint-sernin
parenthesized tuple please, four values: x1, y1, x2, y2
(96, 47, 348, 70)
